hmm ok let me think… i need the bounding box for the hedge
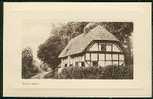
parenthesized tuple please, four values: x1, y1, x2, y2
(58, 65, 133, 79)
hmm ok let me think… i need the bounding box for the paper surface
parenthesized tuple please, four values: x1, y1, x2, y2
(3, 2, 152, 97)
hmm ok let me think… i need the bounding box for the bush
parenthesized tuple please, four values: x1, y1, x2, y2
(83, 66, 104, 79)
(58, 66, 103, 79)
(102, 65, 133, 79)
(58, 65, 133, 79)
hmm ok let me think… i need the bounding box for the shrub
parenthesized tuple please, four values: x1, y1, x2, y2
(102, 65, 132, 79)
(58, 65, 132, 79)
(83, 66, 104, 79)
(71, 66, 83, 79)
(59, 66, 104, 79)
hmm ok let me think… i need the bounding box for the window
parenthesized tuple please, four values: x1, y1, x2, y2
(112, 54, 118, 60)
(81, 62, 85, 67)
(106, 54, 112, 60)
(92, 61, 98, 67)
(100, 43, 106, 51)
(106, 44, 112, 52)
(65, 64, 67, 67)
(78, 62, 82, 67)
(99, 54, 104, 60)
(119, 55, 124, 60)
(86, 53, 90, 60)
(91, 53, 98, 60)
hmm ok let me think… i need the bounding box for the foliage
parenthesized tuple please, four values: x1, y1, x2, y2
(40, 63, 51, 72)
(37, 36, 65, 70)
(22, 47, 39, 79)
(58, 65, 132, 79)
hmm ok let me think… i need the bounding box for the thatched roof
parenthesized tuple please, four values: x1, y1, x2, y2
(58, 25, 119, 58)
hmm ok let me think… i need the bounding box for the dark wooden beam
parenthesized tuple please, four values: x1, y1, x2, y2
(86, 51, 123, 54)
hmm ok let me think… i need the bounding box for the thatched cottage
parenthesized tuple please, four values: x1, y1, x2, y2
(58, 25, 125, 68)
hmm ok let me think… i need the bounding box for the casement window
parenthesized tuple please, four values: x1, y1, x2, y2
(105, 54, 112, 66)
(99, 54, 105, 60)
(85, 53, 90, 60)
(91, 53, 98, 60)
(112, 54, 118, 60)
(106, 54, 111, 60)
(80, 62, 83, 67)
(65, 64, 67, 67)
(81, 62, 85, 67)
(106, 43, 112, 52)
(119, 54, 124, 60)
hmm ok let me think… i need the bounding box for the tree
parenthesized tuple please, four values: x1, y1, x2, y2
(37, 36, 65, 73)
(22, 47, 39, 79)
(37, 22, 88, 76)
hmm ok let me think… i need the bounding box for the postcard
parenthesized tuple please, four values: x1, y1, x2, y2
(3, 2, 152, 97)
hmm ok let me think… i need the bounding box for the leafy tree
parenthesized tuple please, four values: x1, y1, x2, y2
(55, 22, 88, 44)
(37, 22, 88, 76)
(37, 36, 65, 74)
(22, 47, 39, 79)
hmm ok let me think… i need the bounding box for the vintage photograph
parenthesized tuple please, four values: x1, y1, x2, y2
(22, 22, 133, 79)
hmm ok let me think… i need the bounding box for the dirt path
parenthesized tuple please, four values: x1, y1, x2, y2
(31, 71, 50, 79)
